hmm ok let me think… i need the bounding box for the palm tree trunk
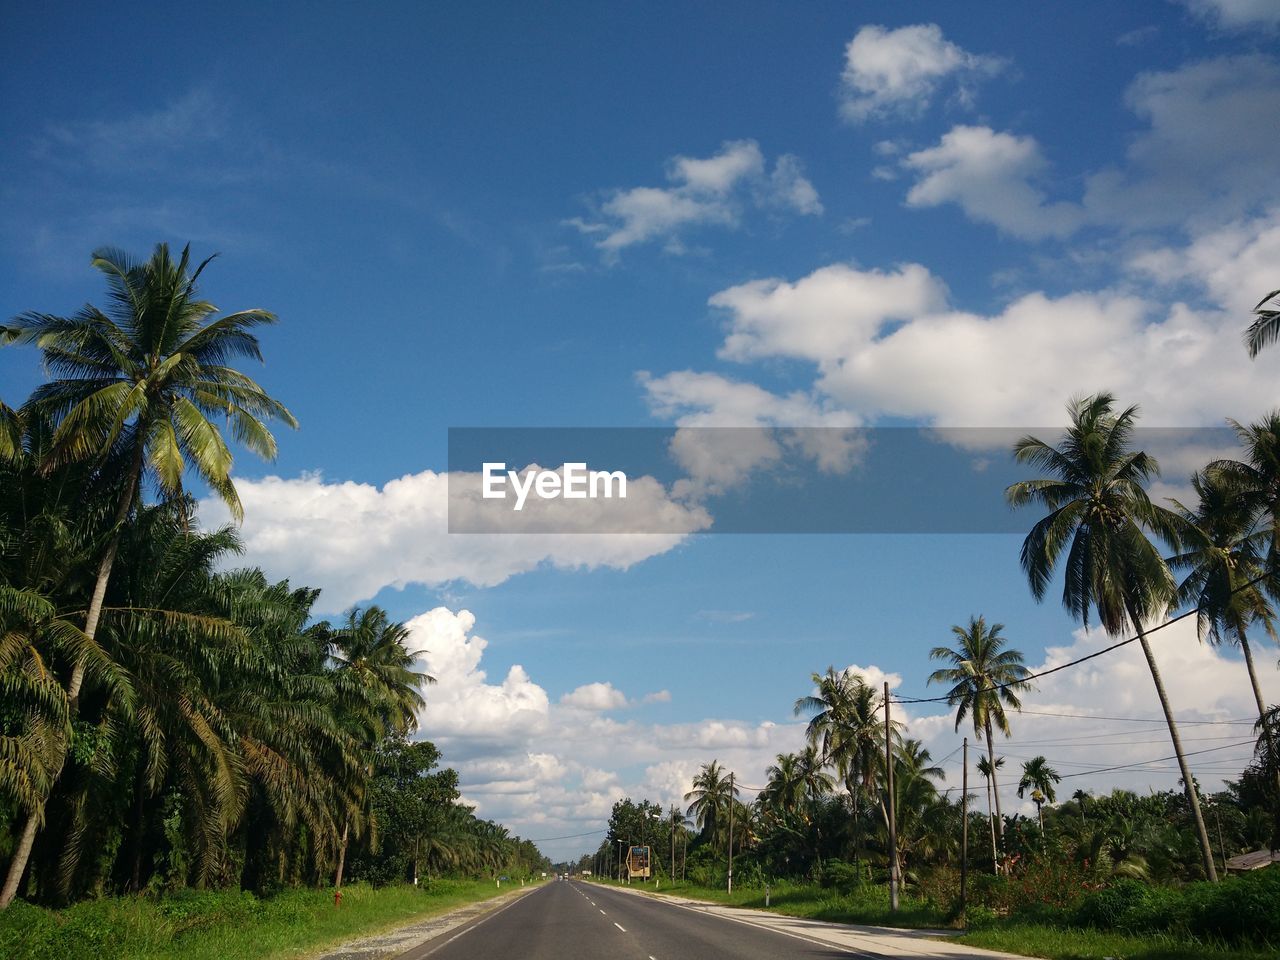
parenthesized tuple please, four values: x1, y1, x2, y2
(1130, 614, 1218, 881)
(984, 723, 1004, 843)
(0, 449, 144, 910)
(985, 779, 997, 873)
(333, 821, 350, 893)
(850, 779, 860, 878)
(1238, 635, 1280, 823)
(0, 815, 38, 908)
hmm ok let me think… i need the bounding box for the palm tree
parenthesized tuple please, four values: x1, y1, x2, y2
(1006, 392, 1218, 880)
(928, 616, 1031, 854)
(1072, 788, 1090, 831)
(976, 755, 1003, 872)
(1245, 289, 1280, 358)
(684, 760, 737, 852)
(1018, 756, 1062, 833)
(1169, 469, 1277, 725)
(0, 244, 297, 907)
(328, 606, 433, 892)
(794, 667, 893, 874)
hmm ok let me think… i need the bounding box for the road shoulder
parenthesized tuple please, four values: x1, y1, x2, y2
(306, 883, 541, 960)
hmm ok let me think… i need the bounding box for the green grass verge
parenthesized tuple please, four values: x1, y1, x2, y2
(957, 923, 1278, 960)
(587, 877, 948, 928)
(0, 879, 528, 960)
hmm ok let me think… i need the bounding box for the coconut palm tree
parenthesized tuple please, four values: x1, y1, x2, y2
(1006, 392, 1218, 880)
(1169, 469, 1276, 725)
(976, 755, 1003, 872)
(928, 616, 1031, 854)
(1245, 289, 1280, 358)
(328, 606, 433, 893)
(1018, 756, 1062, 833)
(0, 244, 297, 907)
(684, 760, 737, 852)
(794, 667, 894, 874)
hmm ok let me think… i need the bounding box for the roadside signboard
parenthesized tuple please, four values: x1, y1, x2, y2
(627, 845, 651, 879)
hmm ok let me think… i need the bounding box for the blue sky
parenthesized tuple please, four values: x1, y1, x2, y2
(3, 1, 1280, 859)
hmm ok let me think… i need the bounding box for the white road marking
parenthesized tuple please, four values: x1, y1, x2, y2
(614, 922, 627, 932)
(599, 909, 606, 914)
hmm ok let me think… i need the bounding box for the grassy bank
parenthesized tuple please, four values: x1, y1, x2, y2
(0, 879, 523, 960)
(957, 924, 1280, 960)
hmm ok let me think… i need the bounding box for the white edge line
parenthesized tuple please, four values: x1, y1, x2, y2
(417, 885, 542, 957)
(604, 887, 872, 958)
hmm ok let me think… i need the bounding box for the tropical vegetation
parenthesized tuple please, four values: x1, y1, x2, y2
(0, 246, 550, 927)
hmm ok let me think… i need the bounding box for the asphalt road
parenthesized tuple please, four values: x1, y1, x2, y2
(405, 880, 870, 960)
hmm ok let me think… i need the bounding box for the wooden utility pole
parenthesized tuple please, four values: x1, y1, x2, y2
(727, 771, 735, 894)
(884, 682, 899, 912)
(961, 738, 968, 916)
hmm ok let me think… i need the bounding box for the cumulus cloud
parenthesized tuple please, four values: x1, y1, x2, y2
(1130, 206, 1280, 313)
(560, 682, 630, 712)
(900, 56, 1280, 239)
(638, 369, 867, 497)
(200, 468, 708, 612)
(1082, 55, 1280, 230)
(406, 605, 807, 859)
(903, 126, 1084, 240)
(695, 260, 1277, 428)
(1178, 0, 1280, 29)
(839, 24, 1004, 122)
(567, 140, 821, 258)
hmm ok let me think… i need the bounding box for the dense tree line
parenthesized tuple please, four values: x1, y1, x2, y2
(0, 245, 548, 909)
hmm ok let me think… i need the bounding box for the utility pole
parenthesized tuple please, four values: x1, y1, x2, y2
(884, 681, 899, 912)
(961, 738, 968, 917)
(727, 771, 735, 895)
(617, 839, 625, 883)
(670, 807, 676, 887)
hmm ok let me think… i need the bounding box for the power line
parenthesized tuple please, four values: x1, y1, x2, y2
(1012, 708, 1255, 726)
(526, 828, 607, 843)
(1051, 740, 1255, 780)
(890, 568, 1274, 706)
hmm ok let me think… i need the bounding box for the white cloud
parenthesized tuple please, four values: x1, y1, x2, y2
(200, 468, 708, 612)
(560, 682, 629, 712)
(1083, 55, 1280, 231)
(695, 260, 1278, 429)
(1130, 206, 1280, 314)
(1178, 0, 1280, 29)
(711, 262, 948, 363)
(568, 140, 821, 257)
(903, 126, 1084, 240)
(902, 57, 1280, 240)
(839, 24, 1003, 122)
(406, 605, 808, 859)
(638, 369, 867, 497)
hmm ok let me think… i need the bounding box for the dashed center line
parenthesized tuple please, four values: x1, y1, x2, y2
(613, 921, 627, 932)
(599, 908, 606, 914)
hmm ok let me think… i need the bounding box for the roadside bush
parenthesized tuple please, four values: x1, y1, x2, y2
(1071, 868, 1280, 946)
